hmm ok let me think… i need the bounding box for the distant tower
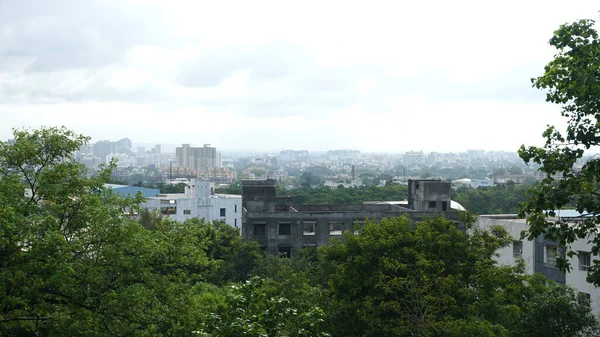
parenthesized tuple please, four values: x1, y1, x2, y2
(352, 165, 355, 180)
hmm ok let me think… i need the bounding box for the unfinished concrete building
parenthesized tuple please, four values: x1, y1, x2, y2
(242, 179, 463, 257)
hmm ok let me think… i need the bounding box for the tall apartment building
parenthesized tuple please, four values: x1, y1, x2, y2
(403, 150, 425, 167)
(176, 144, 218, 170)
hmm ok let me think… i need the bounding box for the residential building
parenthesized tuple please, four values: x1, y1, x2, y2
(242, 179, 463, 257)
(404, 151, 425, 167)
(477, 214, 600, 316)
(176, 144, 218, 171)
(142, 179, 241, 229)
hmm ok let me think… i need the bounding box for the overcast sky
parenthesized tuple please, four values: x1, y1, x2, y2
(1, 0, 599, 153)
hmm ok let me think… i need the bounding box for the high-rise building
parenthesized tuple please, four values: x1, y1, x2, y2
(93, 140, 115, 162)
(175, 143, 217, 171)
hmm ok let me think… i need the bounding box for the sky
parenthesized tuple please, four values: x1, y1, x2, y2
(1, 0, 599, 153)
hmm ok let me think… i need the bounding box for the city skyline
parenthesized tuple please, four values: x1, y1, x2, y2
(1, 1, 599, 152)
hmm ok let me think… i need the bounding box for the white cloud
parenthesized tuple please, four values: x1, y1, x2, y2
(0, 0, 598, 152)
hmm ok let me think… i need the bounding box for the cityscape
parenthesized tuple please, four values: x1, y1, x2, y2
(74, 136, 551, 186)
(2, 1, 600, 336)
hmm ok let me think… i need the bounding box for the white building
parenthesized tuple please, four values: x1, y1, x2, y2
(142, 179, 242, 230)
(478, 214, 600, 316)
(323, 178, 363, 189)
(452, 177, 494, 189)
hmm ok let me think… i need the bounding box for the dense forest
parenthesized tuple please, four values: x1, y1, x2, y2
(1, 127, 598, 337)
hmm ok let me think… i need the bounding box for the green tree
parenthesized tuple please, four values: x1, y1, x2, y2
(318, 215, 598, 337)
(319, 215, 515, 336)
(196, 277, 330, 337)
(0, 127, 210, 336)
(514, 282, 598, 337)
(518, 19, 600, 283)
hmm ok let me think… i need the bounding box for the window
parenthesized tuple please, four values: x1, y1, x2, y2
(579, 292, 591, 302)
(234, 218, 237, 227)
(545, 245, 557, 266)
(183, 209, 191, 215)
(415, 181, 420, 189)
(278, 247, 291, 258)
(235, 204, 237, 213)
(579, 251, 591, 271)
(160, 206, 177, 215)
(253, 222, 266, 235)
(303, 221, 316, 235)
(441, 201, 447, 211)
(330, 221, 343, 235)
(428, 201, 436, 209)
(513, 241, 523, 258)
(279, 223, 291, 235)
(220, 208, 226, 217)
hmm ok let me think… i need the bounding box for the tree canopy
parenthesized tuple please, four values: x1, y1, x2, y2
(518, 19, 600, 284)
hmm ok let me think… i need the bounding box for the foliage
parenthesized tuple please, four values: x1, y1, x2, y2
(0, 127, 210, 336)
(278, 184, 408, 204)
(514, 282, 598, 337)
(454, 182, 529, 214)
(215, 181, 241, 194)
(196, 277, 329, 337)
(518, 19, 600, 283)
(318, 215, 597, 337)
(159, 182, 187, 193)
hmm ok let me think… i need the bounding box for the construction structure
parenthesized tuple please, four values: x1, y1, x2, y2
(241, 179, 462, 257)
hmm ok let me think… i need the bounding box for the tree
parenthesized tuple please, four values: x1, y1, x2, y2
(515, 282, 598, 337)
(319, 215, 514, 336)
(518, 19, 600, 284)
(318, 215, 598, 336)
(0, 127, 211, 336)
(196, 277, 329, 337)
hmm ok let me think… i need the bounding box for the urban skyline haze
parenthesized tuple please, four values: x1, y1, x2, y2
(1, 0, 599, 152)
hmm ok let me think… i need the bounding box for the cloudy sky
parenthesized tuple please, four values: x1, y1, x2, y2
(1, 0, 598, 153)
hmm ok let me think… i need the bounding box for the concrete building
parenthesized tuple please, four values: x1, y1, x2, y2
(477, 214, 600, 316)
(242, 179, 462, 257)
(175, 144, 218, 171)
(142, 179, 241, 229)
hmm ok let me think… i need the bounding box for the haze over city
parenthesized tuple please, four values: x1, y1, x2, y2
(1, 0, 599, 152)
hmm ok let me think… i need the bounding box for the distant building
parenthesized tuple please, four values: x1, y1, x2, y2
(452, 178, 494, 189)
(176, 144, 218, 171)
(142, 179, 241, 229)
(278, 149, 309, 162)
(92, 138, 134, 162)
(404, 151, 425, 167)
(242, 179, 462, 257)
(323, 178, 363, 189)
(478, 214, 600, 316)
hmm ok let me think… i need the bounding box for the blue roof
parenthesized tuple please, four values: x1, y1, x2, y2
(105, 185, 160, 198)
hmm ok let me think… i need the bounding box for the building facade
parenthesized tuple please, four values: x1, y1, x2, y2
(242, 179, 462, 257)
(142, 179, 241, 229)
(175, 144, 218, 171)
(477, 214, 600, 316)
